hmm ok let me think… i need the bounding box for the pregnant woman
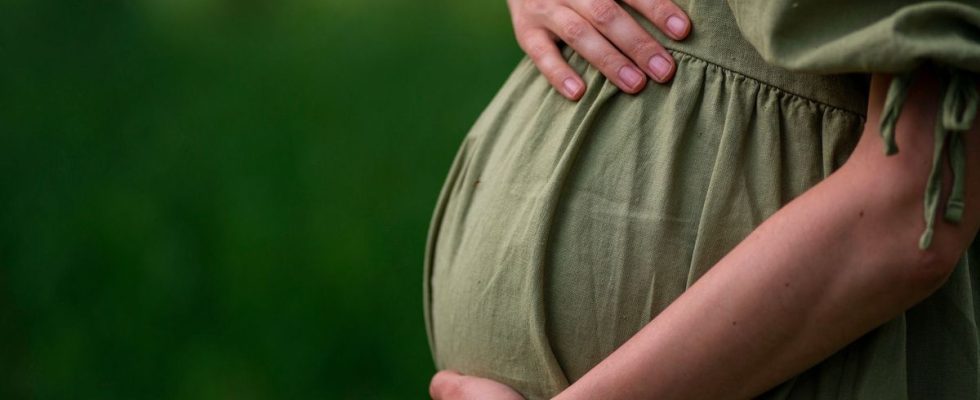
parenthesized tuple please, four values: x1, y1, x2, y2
(425, 0, 980, 399)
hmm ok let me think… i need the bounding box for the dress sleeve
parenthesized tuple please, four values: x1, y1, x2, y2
(727, 0, 980, 249)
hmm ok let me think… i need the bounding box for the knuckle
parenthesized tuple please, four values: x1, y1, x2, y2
(526, 41, 550, 60)
(588, 0, 620, 26)
(524, 0, 550, 16)
(598, 51, 622, 70)
(560, 19, 589, 43)
(545, 63, 568, 81)
(651, 0, 674, 19)
(537, 57, 563, 77)
(629, 37, 658, 56)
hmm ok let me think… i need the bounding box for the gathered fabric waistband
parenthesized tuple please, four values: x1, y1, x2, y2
(630, 0, 870, 116)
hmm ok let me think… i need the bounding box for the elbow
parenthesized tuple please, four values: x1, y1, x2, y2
(846, 195, 965, 304)
(902, 246, 960, 296)
(842, 71, 979, 301)
(853, 166, 970, 299)
(876, 195, 968, 299)
(887, 178, 974, 296)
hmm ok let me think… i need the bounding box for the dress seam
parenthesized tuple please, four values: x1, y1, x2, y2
(666, 48, 867, 118)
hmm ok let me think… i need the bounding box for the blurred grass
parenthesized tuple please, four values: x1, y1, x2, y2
(0, 0, 522, 398)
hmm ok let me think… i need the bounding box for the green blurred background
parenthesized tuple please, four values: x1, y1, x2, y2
(0, 0, 522, 398)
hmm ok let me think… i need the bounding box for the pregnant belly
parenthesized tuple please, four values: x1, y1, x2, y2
(424, 129, 731, 399)
(423, 55, 861, 400)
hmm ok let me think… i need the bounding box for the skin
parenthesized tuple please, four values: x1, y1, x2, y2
(430, 70, 980, 399)
(551, 71, 980, 399)
(507, 0, 691, 100)
(429, 371, 523, 400)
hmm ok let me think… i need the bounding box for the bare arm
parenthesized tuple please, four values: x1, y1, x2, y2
(553, 72, 980, 400)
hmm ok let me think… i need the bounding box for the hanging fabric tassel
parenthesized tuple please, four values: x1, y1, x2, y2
(940, 72, 978, 224)
(879, 68, 978, 250)
(918, 103, 951, 250)
(879, 73, 915, 155)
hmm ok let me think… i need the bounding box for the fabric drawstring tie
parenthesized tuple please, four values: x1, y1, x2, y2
(878, 69, 978, 249)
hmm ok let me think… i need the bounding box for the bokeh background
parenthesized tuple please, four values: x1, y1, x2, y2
(0, 1, 522, 398)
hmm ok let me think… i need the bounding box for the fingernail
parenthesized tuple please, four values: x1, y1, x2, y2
(618, 66, 643, 88)
(563, 78, 582, 97)
(649, 54, 672, 81)
(667, 15, 687, 38)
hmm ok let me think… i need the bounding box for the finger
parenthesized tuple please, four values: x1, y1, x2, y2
(568, 0, 676, 83)
(546, 7, 647, 93)
(429, 370, 462, 399)
(624, 0, 691, 41)
(517, 29, 586, 100)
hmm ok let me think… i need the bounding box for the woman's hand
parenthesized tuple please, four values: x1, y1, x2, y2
(429, 370, 525, 400)
(507, 0, 691, 100)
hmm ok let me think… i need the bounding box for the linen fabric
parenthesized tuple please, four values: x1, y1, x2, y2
(423, 1, 980, 399)
(729, 0, 980, 251)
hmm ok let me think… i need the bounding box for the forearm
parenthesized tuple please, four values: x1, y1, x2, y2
(554, 73, 980, 400)
(555, 166, 937, 399)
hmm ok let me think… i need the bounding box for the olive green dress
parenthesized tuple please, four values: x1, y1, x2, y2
(424, 1, 980, 399)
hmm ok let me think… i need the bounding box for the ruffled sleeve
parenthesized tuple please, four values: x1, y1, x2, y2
(727, 0, 980, 249)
